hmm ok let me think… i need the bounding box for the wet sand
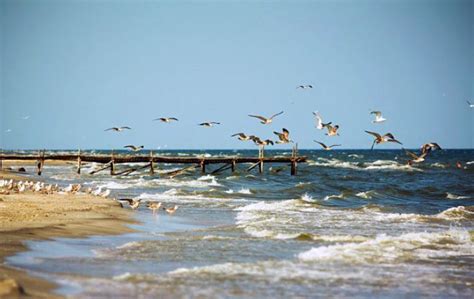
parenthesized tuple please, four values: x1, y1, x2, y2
(0, 171, 136, 298)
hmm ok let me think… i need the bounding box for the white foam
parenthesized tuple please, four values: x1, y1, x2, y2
(446, 193, 470, 200)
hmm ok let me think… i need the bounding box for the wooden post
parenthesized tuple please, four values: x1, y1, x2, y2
(259, 160, 264, 174)
(77, 149, 81, 174)
(291, 159, 297, 175)
(149, 150, 155, 175)
(231, 160, 236, 172)
(37, 150, 44, 176)
(200, 160, 206, 174)
(110, 151, 115, 175)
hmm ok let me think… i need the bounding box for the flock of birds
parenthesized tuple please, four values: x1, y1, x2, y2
(103, 84, 454, 166)
(0, 179, 178, 215)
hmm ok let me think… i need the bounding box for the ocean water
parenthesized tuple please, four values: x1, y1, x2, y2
(6, 149, 474, 298)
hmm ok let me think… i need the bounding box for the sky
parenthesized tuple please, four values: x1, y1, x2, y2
(1, 0, 473, 150)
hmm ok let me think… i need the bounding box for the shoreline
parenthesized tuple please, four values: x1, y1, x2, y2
(0, 171, 137, 298)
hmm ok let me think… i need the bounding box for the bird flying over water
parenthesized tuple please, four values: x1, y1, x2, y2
(251, 136, 274, 147)
(314, 140, 341, 150)
(421, 143, 442, 155)
(325, 124, 340, 136)
(370, 111, 386, 123)
(273, 128, 292, 144)
(199, 122, 221, 127)
(296, 85, 313, 89)
(405, 150, 428, 165)
(21, 115, 30, 120)
(105, 126, 131, 132)
(231, 133, 254, 141)
(154, 117, 178, 122)
(248, 111, 284, 125)
(365, 131, 402, 150)
(467, 101, 474, 108)
(124, 145, 144, 152)
(313, 111, 331, 130)
(118, 198, 141, 210)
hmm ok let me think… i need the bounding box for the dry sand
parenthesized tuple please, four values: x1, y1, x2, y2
(0, 171, 136, 298)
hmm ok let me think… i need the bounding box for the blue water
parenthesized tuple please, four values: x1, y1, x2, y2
(6, 149, 474, 298)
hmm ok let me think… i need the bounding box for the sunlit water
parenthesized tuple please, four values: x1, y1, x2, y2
(6, 149, 474, 298)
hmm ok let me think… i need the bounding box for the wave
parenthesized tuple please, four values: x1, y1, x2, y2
(446, 192, 470, 200)
(307, 158, 421, 172)
(298, 229, 473, 264)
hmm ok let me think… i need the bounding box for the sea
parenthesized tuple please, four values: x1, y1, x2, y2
(5, 149, 474, 298)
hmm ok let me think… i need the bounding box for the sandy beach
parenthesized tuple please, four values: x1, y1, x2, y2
(0, 171, 136, 298)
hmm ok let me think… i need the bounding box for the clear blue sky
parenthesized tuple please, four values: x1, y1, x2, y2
(1, 0, 473, 150)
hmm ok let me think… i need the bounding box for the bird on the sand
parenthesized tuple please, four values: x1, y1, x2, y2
(314, 140, 341, 150)
(248, 111, 284, 125)
(154, 117, 178, 122)
(231, 133, 254, 141)
(163, 205, 179, 214)
(365, 131, 402, 150)
(273, 128, 292, 144)
(370, 111, 386, 123)
(105, 126, 131, 132)
(325, 124, 340, 136)
(199, 122, 221, 127)
(124, 145, 144, 152)
(296, 85, 313, 89)
(313, 111, 331, 130)
(147, 201, 162, 214)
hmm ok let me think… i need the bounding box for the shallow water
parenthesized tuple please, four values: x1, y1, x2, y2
(6, 149, 474, 298)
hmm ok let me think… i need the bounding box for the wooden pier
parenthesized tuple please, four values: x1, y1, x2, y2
(0, 148, 307, 177)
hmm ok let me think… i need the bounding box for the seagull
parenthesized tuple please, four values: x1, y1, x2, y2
(273, 128, 292, 144)
(325, 124, 340, 136)
(118, 198, 141, 210)
(154, 117, 178, 122)
(314, 140, 341, 150)
(231, 133, 254, 141)
(251, 137, 274, 148)
(163, 205, 179, 214)
(248, 111, 284, 125)
(421, 143, 442, 155)
(21, 115, 30, 120)
(313, 111, 331, 130)
(147, 201, 162, 215)
(296, 85, 313, 89)
(5, 129, 12, 133)
(105, 126, 131, 132)
(124, 145, 144, 152)
(370, 111, 386, 123)
(365, 131, 402, 150)
(405, 150, 428, 165)
(199, 122, 221, 127)
(467, 101, 474, 108)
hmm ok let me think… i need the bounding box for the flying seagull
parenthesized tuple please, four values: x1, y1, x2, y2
(325, 124, 340, 136)
(105, 126, 131, 132)
(251, 136, 274, 147)
(296, 85, 313, 89)
(273, 128, 292, 144)
(313, 111, 331, 130)
(248, 111, 284, 125)
(199, 122, 221, 127)
(118, 198, 142, 210)
(365, 131, 402, 150)
(21, 115, 30, 120)
(405, 150, 428, 165)
(154, 117, 178, 122)
(314, 140, 341, 150)
(467, 101, 474, 108)
(421, 143, 442, 155)
(231, 133, 254, 141)
(370, 111, 386, 123)
(124, 145, 144, 152)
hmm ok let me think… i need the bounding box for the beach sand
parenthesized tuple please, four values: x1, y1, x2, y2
(0, 171, 136, 298)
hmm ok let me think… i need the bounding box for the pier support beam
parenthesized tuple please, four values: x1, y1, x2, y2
(231, 160, 236, 172)
(200, 160, 206, 174)
(149, 151, 155, 175)
(291, 160, 297, 176)
(110, 151, 115, 176)
(77, 150, 81, 174)
(259, 160, 264, 174)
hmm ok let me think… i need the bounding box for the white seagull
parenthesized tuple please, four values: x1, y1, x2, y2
(199, 122, 221, 127)
(231, 133, 254, 141)
(296, 85, 313, 89)
(467, 101, 474, 108)
(370, 111, 386, 123)
(314, 140, 341, 150)
(153, 117, 178, 122)
(248, 111, 284, 125)
(313, 111, 331, 130)
(124, 145, 144, 152)
(105, 126, 131, 132)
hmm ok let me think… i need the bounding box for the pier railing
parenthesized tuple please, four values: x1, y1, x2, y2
(0, 147, 306, 176)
